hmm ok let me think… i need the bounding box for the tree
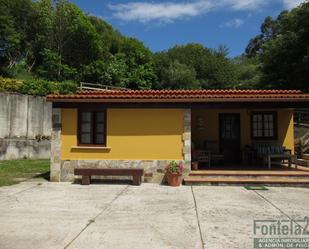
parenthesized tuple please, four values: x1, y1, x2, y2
(200, 52, 237, 89)
(30, 0, 54, 71)
(246, 2, 309, 91)
(0, 0, 36, 69)
(2, 0, 276, 90)
(36, 49, 77, 81)
(81, 55, 128, 87)
(118, 37, 156, 89)
(232, 56, 262, 88)
(166, 43, 210, 81)
(0, 10, 20, 69)
(154, 43, 237, 89)
(87, 15, 123, 56)
(245, 15, 284, 57)
(52, 0, 100, 68)
(216, 44, 230, 57)
(160, 60, 199, 89)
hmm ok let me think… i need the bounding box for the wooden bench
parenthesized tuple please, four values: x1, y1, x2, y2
(253, 144, 295, 169)
(74, 168, 144, 185)
(267, 154, 295, 169)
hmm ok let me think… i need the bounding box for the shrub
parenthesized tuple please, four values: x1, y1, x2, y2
(0, 77, 23, 92)
(20, 79, 51, 96)
(49, 81, 78, 95)
(20, 79, 77, 96)
(0, 77, 77, 96)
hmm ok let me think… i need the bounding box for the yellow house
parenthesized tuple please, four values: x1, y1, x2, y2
(47, 89, 309, 183)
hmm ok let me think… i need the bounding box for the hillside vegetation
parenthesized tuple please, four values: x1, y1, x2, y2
(0, 0, 308, 93)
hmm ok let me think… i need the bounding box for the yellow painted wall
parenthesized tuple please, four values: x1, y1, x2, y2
(192, 108, 294, 152)
(61, 109, 184, 160)
(277, 109, 294, 152)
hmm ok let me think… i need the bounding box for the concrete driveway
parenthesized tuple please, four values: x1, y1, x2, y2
(0, 182, 308, 249)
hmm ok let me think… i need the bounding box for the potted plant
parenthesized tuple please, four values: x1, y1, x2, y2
(191, 161, 199, 170)
(164, 161, 185, 187)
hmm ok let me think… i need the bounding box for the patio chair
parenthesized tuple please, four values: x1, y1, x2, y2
(192, 141, 210, 167)
(204, 140, 225, 166)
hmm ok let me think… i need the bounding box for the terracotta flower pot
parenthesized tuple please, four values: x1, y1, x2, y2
(192, 162, 199, 170)
(167, 173, 182, 187)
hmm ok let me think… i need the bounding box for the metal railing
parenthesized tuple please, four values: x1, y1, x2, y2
(79, 82, 129, 91)
(294, 109, 309, 127)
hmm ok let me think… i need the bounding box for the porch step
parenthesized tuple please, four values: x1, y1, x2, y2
(185, 169, 309, 186)
(184, 176, 309, 186)
(189, 170, 309, 177)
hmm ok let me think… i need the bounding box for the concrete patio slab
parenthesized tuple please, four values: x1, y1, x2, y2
(254, 187, 309, 219)
(0, 182, 129, 249)
(0, 182, 308, 249)
(193, 186, 283, 249)
(69, 184, 201, 249)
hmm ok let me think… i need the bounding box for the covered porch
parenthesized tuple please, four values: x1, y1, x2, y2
(187, 107, 309, 185)
(191, 108, 295, 170)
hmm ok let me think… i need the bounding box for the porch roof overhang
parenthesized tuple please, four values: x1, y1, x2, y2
(47, 89, 309, 108)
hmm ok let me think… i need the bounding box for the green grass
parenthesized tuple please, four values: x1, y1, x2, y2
(0, 159, 50, 187)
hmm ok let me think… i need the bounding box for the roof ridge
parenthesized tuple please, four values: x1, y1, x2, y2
(47, 89, 309, 102)
(76, 89, 302, 94)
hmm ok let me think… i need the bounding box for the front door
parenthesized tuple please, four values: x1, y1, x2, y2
(219, 114, 241, 163)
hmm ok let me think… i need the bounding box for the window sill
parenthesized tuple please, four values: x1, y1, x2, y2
(71, 146, 111, 150)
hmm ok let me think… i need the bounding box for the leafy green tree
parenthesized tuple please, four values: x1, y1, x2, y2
(246, 16, 277, 57)
(216, 44, 231, 57)
(154, 43, 237, 89)
(30, 0, 54, 71)
(51, 0, 100, 68)
(118, 38, 156, 89)
(81, 55, 128, 87)
(36, 49, 77, 81)
(232, 56, 262, 88)
(0, 0, 35, 70)
(166, 44, 210, 81)
(201, 53, 237, 89)
(2, 0, 286, 91)
(153, 52, 171, 89)
(0, 11, 20, 70)
(246, 2, 309, 91)
(87, 15, 123, 56)
(160, 60, 199, 89)
(29, 0, 102, 81)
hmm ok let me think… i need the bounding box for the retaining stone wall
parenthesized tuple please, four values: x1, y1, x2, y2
(0, 92, 52, 160)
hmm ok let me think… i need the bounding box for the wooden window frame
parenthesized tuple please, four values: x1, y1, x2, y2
(251, 111, 278, 140)
(77, 109, 107, 147)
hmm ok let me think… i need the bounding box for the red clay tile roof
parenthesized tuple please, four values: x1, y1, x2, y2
(46, 89, 309, 103)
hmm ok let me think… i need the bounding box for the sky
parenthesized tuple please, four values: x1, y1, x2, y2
(70, 0, 306, 57)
